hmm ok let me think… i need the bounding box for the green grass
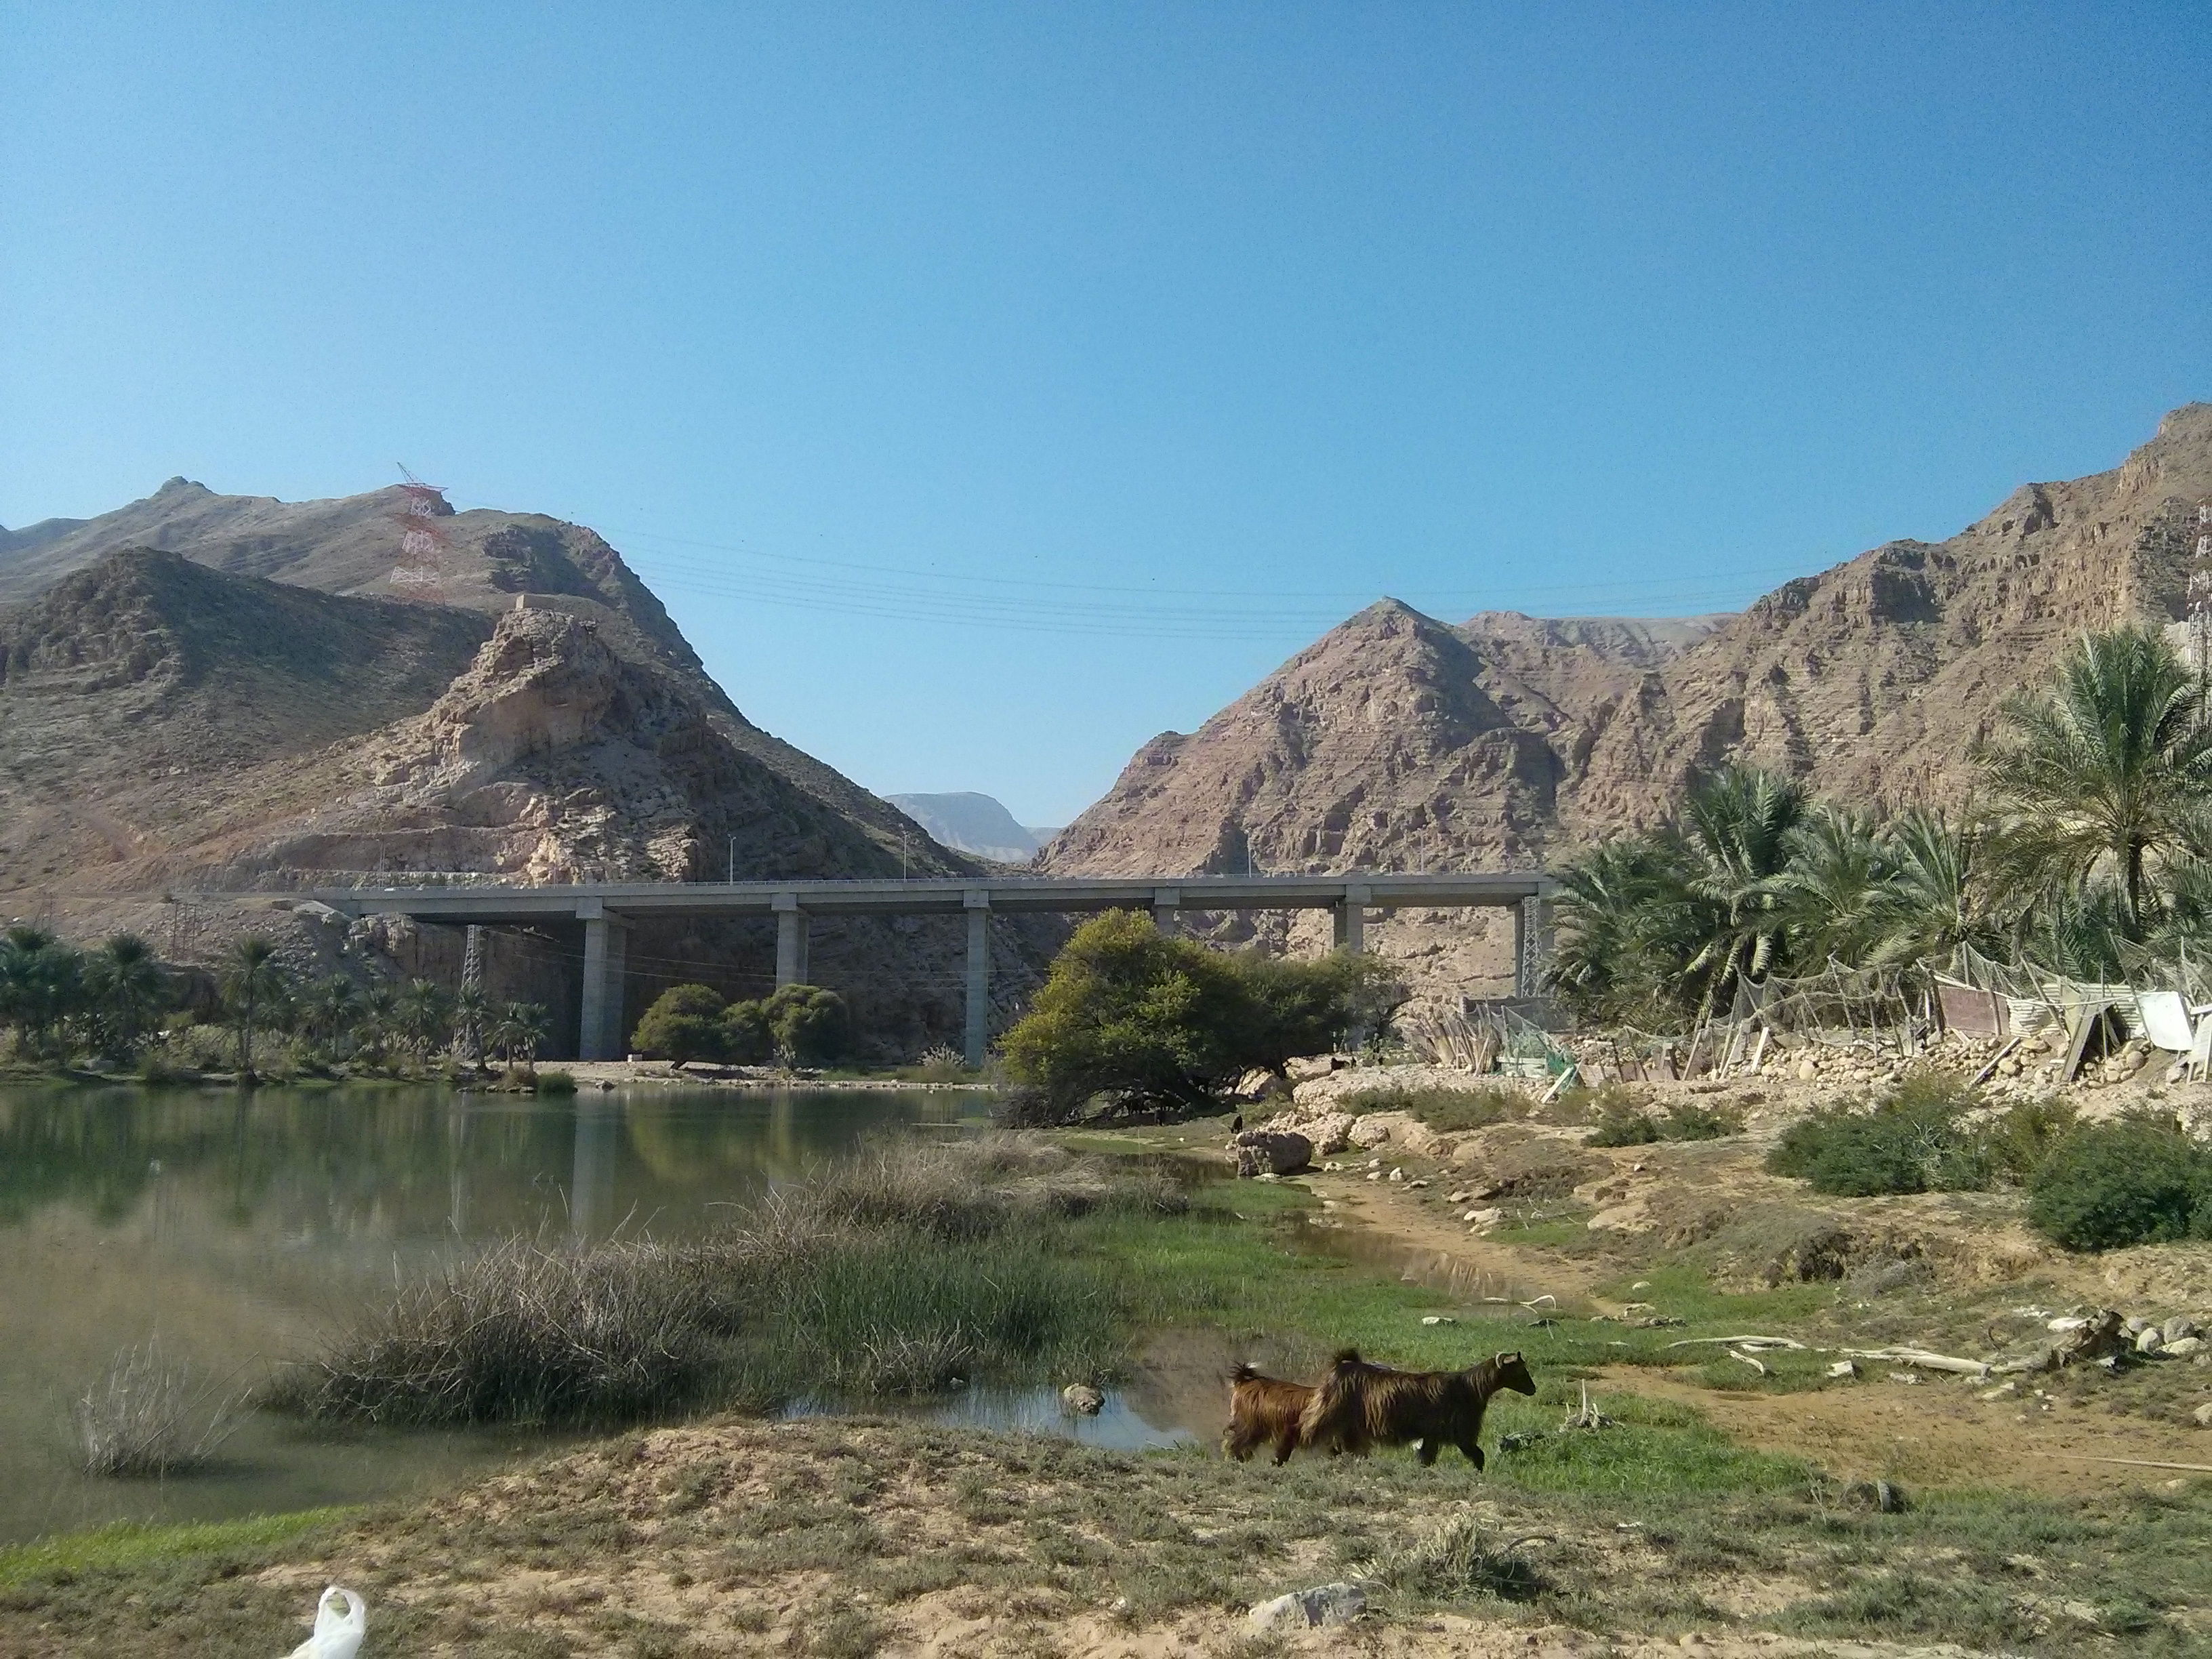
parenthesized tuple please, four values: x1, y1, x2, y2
(0, 1509, 352, 1587)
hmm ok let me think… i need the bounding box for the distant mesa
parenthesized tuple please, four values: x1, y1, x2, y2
(886, 793, 1050, 864)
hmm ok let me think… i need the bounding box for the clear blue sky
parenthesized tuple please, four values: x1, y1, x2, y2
(3, 3, 2206, 825)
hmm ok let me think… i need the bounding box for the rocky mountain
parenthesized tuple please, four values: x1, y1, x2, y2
(0, 478, 926, 857)
(884, 793, 1045, 863)
(1047, 403, 2212, 995)
(0, 485, 1052, 1056)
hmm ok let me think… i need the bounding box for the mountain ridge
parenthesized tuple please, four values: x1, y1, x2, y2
(1045, 403, 2212, 996)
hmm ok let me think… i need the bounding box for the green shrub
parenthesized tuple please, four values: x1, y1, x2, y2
(533, 1069, 578, 1096)
(2027, 1120, 2209, 1251)
(1587, 1106, 1662, 1147)
(1767, 1076, 1992, 1196)
(1589, 1098, 1736, 1148)
(1981, 1095, 2077, 1184)
(763, 984, 849, 1065)
(631, 984, 729, 1062)
(1340, 1083, 1528, 1132)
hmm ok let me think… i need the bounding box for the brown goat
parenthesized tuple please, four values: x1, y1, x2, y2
(1221, 1363, 1317, 1465)
(1298, 1348, 1536, 1468)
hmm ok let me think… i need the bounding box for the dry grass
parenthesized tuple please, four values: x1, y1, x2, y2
(73, 1340, 239, 1478)
(800, 1130, 1186, 1239)
(265, 1237, 742, 1427)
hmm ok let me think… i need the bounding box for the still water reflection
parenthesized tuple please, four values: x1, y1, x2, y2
(0, 1082, 989, 1544)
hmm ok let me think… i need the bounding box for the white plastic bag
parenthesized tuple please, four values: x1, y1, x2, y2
(283, 1585, 365, 1659)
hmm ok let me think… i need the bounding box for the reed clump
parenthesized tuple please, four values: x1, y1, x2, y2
(273, 1134, 1170, 1426)
(269, 1237, 742, 1426)
(75, 1340, 238, 1477)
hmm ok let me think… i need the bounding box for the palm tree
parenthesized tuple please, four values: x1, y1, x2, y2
(394, 979, 451, 1060)
(504, 1000, 550, 1066)
(1981, 625, 2212, 933)
(1674, 765, 1810, 1018)
(220, 937, 289, 1080)
(1548, 834, 1697, 1023)
(1868, 808, 2007, 967)
(356, 983, 399, 1067)
(83, 934, 167, 1061)
(302, 975, 363, 1061)
(1774, 807, 1894, 965)
(0, 927, 83, 1060)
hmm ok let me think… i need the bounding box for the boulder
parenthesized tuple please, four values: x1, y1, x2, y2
(1248, 1582, 1366, 1631)
(1348, 1115, 1397, 1149)
(2166, 1337, 2205, 1358)
(1304, 1112, 1356, 1155)
(2166, 1315, 2201, 1345)
(2137, 1326, 2167, 1355)
(1232, 1130, 1313, 1178)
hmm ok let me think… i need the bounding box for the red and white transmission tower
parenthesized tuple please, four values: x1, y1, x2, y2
(389, 463, 451, 597)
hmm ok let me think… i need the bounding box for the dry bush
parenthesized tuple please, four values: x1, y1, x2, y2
(74, 1340, 238, 1477)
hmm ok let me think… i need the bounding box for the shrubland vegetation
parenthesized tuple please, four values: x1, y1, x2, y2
(1759, 1069, 2212, 1253)
(1551, 624, 2212, 1023)
(628, 979, 850, 1065)
(996, 909, 1400, 1119)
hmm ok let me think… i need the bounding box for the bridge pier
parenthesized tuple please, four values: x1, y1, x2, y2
(578, 910, 630, 1061)
(1151, 886, 1180, 936)
(774, 893, 809, 987)
(964, 890, 991, 1067)
(1332, 882, 1371, 952)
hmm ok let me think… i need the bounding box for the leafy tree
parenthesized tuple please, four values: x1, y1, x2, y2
(1000, 910, 1390, 1118)
(1226, 949, 1402, 1077)
(1982, 624, 2212, 933)
(82, 934, 167, 1061)
(631, 984, 729, 1063)
(722, 998, 772, 1063)
(220, 937, 289, 1078)
(763, 983, 848, 1065)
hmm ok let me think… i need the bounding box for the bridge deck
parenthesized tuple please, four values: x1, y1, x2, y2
(309, 871, 1551, 923)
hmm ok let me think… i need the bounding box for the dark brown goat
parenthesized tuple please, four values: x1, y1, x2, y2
(1221, 1363, 1317, 1465)
(1297, 1348, 1536, 1467)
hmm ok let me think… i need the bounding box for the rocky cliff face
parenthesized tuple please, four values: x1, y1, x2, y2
(1048, 405, 2212, 996)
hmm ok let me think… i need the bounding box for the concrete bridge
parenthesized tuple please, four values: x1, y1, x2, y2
(313, 872, 1557, 1065)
